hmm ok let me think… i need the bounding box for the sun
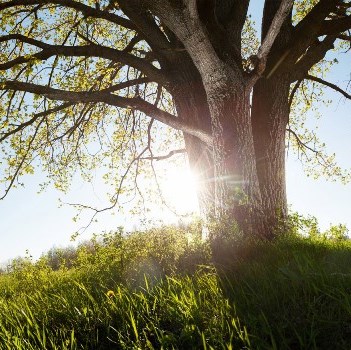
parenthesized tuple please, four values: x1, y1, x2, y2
(161, 166, 199, 215)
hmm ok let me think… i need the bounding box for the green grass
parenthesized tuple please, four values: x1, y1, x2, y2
(0, 224, 351, 349)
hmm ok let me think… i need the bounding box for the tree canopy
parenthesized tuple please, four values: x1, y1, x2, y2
(0, 0, 350, 241)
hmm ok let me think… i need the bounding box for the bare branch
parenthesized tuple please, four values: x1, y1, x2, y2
(306, 74, 351, 100)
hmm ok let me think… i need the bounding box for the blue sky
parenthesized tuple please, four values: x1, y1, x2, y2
(0, 1, 350, 263)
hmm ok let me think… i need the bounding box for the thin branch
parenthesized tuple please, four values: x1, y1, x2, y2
(2, 80, 213, 144)
(0, 102, 74, 142)
(1, 117, 44, 200)
(288, 79, 302, 109)
(286, 128, 337, 172)
(306, 74, 351, 99)
(64, 134, 154, 231)
(286, 128, 319, 154)
(0, 0, 135, 31)
(102, 77, 151, 93)
(141, 148, 186, 161)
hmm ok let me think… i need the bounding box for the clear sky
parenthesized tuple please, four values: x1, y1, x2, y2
(0, 1, 350, 263)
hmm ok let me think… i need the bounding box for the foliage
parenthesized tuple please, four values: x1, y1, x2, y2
(0, 222, 351, 349)
(0, 0, 183, 211)
(0, 0, 350, 222)
(288, 211, 349, 241)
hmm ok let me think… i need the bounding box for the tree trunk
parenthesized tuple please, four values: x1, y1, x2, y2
(171, 65, 291, 244)
(251, 75, 290, 236)
(172, 64, 280, 240)
(170, 66, 215, 234)
(204, 73, 265, 237)
(157, 1, 292, 241)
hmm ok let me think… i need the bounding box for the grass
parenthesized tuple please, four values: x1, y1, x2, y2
(0, 223, 351, 349)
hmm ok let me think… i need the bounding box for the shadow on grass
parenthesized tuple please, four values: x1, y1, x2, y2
(215, 235, 351, 349)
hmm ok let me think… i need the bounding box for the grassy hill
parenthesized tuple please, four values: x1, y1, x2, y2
(0, 220, 351, 349)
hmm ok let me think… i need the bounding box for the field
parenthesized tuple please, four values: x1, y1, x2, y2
(0, 219, 351, 349)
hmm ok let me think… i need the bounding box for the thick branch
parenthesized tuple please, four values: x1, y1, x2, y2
(215, 0, 250, 50)
(291, 35, 336, 82)
(144, 0, 242, 82)
(338, 34, 351, 42)
(2, 80, 213, 144)
(0, 34, 49, 48)
(118, 0, 172, 53)
(0, 37, 169, 86)
(255, 0, 294, 75)
(320, 16, 351, 36)
(306, 74, 351, 100)
(196, 0, 244, 66)
(273, 0, 339, 77)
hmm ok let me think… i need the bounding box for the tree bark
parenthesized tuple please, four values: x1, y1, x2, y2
(251, 75, 290, 237)
(206, 81, 264, 236)
(170, 63, 215, 233)
(168, 51, 269, 240)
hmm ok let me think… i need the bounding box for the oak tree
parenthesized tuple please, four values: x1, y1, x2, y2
(1, 0, 350, 244)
